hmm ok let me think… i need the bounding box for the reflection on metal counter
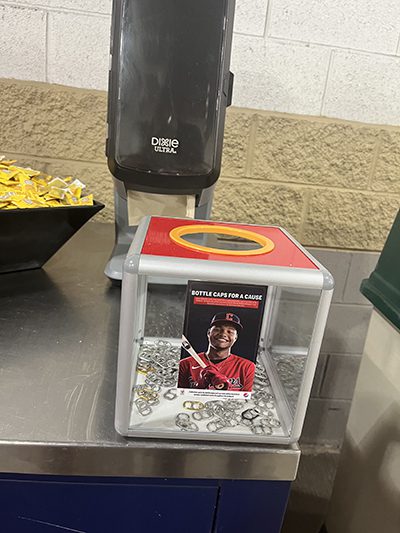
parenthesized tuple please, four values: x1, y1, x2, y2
(105, 0, 236, 280)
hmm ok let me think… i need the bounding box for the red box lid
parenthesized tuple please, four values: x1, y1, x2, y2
(141, 217, 318, 270)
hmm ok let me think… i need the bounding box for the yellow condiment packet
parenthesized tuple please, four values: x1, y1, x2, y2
(48, 177, 69, 189)
(33, 177, 49, 188)
(18, 176, 36, 193)
(78, 194, 94, 206)
(46, 187, 65, 200)
(68, 184, 82, 199)
(21, 167, 41, 177)
(70, 178, 86, 190)
(36, 184, 50, 196)
(13, 198, 44, 209)
(62, 193, 80, 206)
(0, 168, 19, 182)
(0, 191, 22, 203)
(0, 157, 17, 166)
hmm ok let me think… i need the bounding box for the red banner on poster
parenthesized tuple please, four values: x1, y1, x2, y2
(194, 297, 259, 309)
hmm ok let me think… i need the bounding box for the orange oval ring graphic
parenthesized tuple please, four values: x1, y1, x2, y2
(169, 224, 275, 256)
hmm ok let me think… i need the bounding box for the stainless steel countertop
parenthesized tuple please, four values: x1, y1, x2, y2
(0, 222, 300, 480)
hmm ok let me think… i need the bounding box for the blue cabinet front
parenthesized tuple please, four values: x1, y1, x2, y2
(0, 475, 290, 532)
(0, 478, 218, 533)
(215, 480, 291, 532)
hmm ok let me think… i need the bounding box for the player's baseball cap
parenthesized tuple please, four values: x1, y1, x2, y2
(210, 312, 243, 331)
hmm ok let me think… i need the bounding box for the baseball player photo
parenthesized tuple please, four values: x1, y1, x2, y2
(178, 281, 267, 394)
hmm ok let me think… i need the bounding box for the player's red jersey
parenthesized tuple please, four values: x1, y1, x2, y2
(178, 352, 255, 391)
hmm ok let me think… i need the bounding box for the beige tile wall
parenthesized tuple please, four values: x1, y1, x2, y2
(1, 78, 399, 251)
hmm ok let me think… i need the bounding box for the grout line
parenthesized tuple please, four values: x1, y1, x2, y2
(226, 104, 400, 130)
(44, 11, 49, 83)
(218, 174, 400, 198)
(308, 246, 380, 256)
(320, 49, 334, 116)
(317, 354, 330, 398)
(3, 150, 107, 168)
(233, 31, 264, 39)
(268, 35, 400, 60)
(263, 0, 273, 39)
(298, 188, 311, 242)
(396, 32, 400, 55)
(319, 352, 364, 357)
(245, 114, 258, 177)
(366, 130, 383, 190)
(340, 252, 353, 303)
(308, 245, 382, 253)
(322, 302, 373, 309)
(1, 0, 111, 18)
(0, 77, 108, 96)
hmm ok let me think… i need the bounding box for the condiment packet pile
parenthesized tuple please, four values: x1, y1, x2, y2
(0, 156, 94, 210)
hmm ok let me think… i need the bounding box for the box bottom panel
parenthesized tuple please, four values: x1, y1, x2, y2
(127, 338, 298, 442)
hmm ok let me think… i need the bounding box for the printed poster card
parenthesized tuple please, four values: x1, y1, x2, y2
(178, 281, 267, 399)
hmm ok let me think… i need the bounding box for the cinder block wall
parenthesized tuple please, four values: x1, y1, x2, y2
(1, 79, 398, 252)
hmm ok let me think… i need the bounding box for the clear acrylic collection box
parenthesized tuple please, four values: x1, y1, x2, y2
(115, 216, 333, 444)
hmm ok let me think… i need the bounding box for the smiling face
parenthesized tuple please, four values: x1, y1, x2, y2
(207, 322, 238, 352)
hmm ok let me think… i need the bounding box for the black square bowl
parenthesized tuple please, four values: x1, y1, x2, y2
(0, 201, 105, 274)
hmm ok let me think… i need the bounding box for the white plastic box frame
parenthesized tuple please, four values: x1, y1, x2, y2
(115, 216, 334, 444)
